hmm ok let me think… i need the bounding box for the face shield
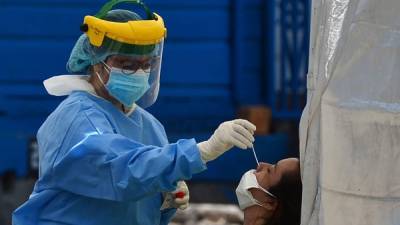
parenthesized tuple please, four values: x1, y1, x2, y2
(80, 0, 167, 108)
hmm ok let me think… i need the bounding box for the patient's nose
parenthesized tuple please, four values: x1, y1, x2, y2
(256, 162, 271, 172)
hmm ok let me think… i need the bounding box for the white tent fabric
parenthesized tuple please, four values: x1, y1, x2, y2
(300, 0, 400, 224)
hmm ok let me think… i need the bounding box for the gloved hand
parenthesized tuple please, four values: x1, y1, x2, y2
(160, 181, 189, 210)
(197, 119, 256, 162)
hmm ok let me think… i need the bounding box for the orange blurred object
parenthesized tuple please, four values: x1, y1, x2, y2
(238, 106, 272, 135)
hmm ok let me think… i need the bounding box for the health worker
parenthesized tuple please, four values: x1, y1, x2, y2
(12, 1, 256, 225)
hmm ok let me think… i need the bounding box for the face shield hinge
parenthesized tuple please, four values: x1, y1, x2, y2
(80, 24, 89, 32)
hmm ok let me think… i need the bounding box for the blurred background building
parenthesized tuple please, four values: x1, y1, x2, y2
(0, 0, 310, 224)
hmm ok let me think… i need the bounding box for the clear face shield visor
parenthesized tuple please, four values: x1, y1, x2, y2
(90, 38, 164, 108)
(80, 0, 167, 108)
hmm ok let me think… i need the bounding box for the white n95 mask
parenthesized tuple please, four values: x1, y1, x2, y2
(235, 169, 276, 210)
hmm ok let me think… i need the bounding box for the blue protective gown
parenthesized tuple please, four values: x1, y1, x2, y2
(13, 91, 206, 225)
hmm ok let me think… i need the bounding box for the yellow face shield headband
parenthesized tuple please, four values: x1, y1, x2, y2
(80, 0, 167, 47)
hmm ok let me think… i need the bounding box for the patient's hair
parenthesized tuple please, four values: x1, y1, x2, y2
(266, 167, 302, 225)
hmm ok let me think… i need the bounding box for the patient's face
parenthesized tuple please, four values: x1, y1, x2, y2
(243, 158, 300, 223)
(246, 158, 300, 209)
(255, 158, 300, 190)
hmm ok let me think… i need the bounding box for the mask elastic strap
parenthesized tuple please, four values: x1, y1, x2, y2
(101, 61, 111, 73)
(95, 61, 112, 86)
(95, 0, 154, 20)
(95, 71, 106, 86)
(259, 186, 277, 199)
(254, 200, 271, 210)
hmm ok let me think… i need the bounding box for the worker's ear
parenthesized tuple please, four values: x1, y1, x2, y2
(92, 63, 103, 74)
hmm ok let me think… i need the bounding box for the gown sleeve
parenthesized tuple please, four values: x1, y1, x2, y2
(47, 108, 206, 202)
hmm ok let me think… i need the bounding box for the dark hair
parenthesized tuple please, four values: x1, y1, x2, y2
(267, 167, 302, 225)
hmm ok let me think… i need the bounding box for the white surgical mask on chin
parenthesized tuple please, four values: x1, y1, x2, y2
(235, 169, 276, 210)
